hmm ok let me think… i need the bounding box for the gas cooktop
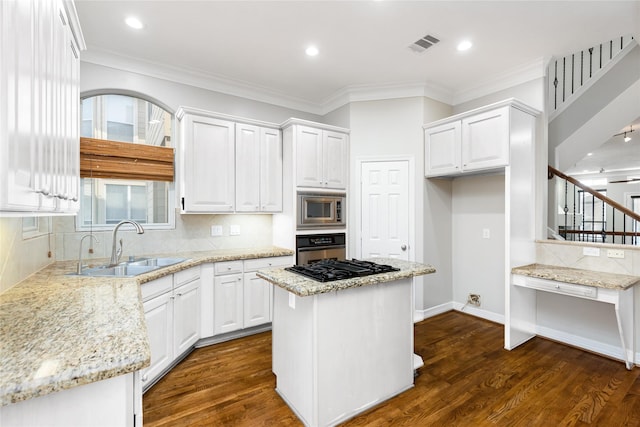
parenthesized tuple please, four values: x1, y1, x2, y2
(285, 259, 400, 282)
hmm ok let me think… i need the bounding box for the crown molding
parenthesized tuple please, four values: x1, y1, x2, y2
(320, 81, 454, 115)
(82, 47, 546, 117)
(81, 47, 324, 115)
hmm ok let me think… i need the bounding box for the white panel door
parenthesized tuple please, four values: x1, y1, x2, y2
(361, 161, 410, 260)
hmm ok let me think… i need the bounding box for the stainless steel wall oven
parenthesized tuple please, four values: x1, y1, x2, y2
(295, 233, 346, 265)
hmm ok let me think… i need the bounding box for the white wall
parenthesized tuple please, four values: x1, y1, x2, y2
(452, 174, 506, 315)
(453, 78, 545, 115)
(81, 62, 322, 123)
(348, 96, 453, 315)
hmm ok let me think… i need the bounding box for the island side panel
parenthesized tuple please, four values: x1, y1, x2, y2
(272, 286, 315, 425)
(316, 279, 414, 426)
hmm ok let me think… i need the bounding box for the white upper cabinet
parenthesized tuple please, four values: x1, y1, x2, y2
(461, 107, 510, 172)
(178, 108, 282, 214)
(424, 121, 462, 176)
(295, 125, 348, 189)
(424, 100, 536, 178)
(0, 0, 84, 214)
(179, 113, 236, 212)
(236, 123, 282, 212)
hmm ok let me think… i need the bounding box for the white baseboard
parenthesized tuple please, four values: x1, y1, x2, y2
(535, 324, 635, 365)
(417, 300, 637, 366)
(415, 302, 453, 322)
(452, 301, 505, 324)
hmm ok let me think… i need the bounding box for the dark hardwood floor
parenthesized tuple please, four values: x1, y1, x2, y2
(143, 311, 640, 426)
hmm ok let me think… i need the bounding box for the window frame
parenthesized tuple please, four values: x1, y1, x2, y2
(75, 91, 176, 232)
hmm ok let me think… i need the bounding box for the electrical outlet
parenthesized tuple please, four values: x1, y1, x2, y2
(229, 225, 240, 236)
(467, 294, 481, 307)
(583, 247, 600, 257)
(210, 225, 223, 237)
(607, 249, 625, 259)
(482, 228, 490, 239)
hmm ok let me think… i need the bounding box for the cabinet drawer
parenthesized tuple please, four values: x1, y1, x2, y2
(215, 261, 243, 275)
(174, 266, 200, 286)
(512, 275, 598, 299)
(244, 256, 293, 271)
(141, 275, 173, 301)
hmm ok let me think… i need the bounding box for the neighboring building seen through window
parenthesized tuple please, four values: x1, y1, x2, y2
(78, 94, 174, 230)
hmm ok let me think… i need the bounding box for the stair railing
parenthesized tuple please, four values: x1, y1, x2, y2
(548, 165, 640, 245)
(548, 35, 635, 120)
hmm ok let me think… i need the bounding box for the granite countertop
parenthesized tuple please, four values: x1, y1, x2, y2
(257, 258, 436, 297)
(511, 263, 640, 290)
(0, 246, 293, 407)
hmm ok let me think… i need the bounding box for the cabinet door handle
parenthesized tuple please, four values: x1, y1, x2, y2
(142, 374, 148, 382)
(176, 293, 183, 297)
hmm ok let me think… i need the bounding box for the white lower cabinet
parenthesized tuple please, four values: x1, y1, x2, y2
(141, 266, 200, 389)
(142, 292, 173, 385)
(213, 268, 244, 335)
(213, 256, 292, 335)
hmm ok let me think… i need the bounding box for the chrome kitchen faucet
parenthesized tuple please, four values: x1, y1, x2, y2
(109, 220, 145, 266)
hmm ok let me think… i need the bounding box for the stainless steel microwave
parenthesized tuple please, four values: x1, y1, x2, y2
(297, 193, 346, 229)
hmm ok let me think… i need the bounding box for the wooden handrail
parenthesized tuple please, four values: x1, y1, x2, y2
(548, 165, 640, 223)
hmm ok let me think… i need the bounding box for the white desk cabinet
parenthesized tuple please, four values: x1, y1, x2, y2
(508, 268, 637, 370)
(0, 0, 84, 214)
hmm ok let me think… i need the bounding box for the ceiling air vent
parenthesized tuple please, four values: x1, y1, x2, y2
(409, 34, 440, 53)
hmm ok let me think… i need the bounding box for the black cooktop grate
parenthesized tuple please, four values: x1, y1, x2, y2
(285, 259, 400, 282)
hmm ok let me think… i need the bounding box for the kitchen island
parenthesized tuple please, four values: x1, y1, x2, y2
(257, 258, 435, 427)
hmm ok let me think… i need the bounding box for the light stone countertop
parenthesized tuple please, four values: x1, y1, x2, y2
(256, 258, 436, 297)
(0, 246, 293, 407)
(511, 263, 640, 290)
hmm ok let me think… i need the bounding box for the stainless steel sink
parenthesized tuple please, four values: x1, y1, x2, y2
(72, 257, 188, 277)
(126, 257, 187, 268)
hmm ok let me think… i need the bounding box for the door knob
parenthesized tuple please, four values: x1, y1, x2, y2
(401, 245, 407, 251)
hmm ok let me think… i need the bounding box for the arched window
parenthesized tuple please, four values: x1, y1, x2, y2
(77, 93, 175, 230)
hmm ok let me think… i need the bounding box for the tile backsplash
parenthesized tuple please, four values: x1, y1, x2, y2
(536, 240, 640, 275)
(54, 211, 275, 262)
(1, 212, 276, 292)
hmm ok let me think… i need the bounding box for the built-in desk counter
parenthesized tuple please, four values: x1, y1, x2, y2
(508, 263, 640, 370)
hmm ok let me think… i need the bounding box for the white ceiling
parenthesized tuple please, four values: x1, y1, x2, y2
(75, 0, 640, 115)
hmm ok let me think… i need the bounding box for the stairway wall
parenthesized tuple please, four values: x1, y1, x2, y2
(550, 43, 640, 171)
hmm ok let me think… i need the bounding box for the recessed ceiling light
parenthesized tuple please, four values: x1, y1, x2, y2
(457, 40, 472, 51)
(125, 16, 144, 30)
(587, 152, 593, 156)
(305, 46, 319, 57)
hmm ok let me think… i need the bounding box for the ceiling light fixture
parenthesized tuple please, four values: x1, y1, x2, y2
(614, 125, 634, 142)
(305, 46, 319, 57)
(457, 40, 472, 51)
(125, 16, 144, 30)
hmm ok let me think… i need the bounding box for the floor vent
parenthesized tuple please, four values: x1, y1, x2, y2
(409, 34, 440, 53)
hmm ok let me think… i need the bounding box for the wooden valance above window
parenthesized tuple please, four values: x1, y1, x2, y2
(80, 137, 175, 182)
